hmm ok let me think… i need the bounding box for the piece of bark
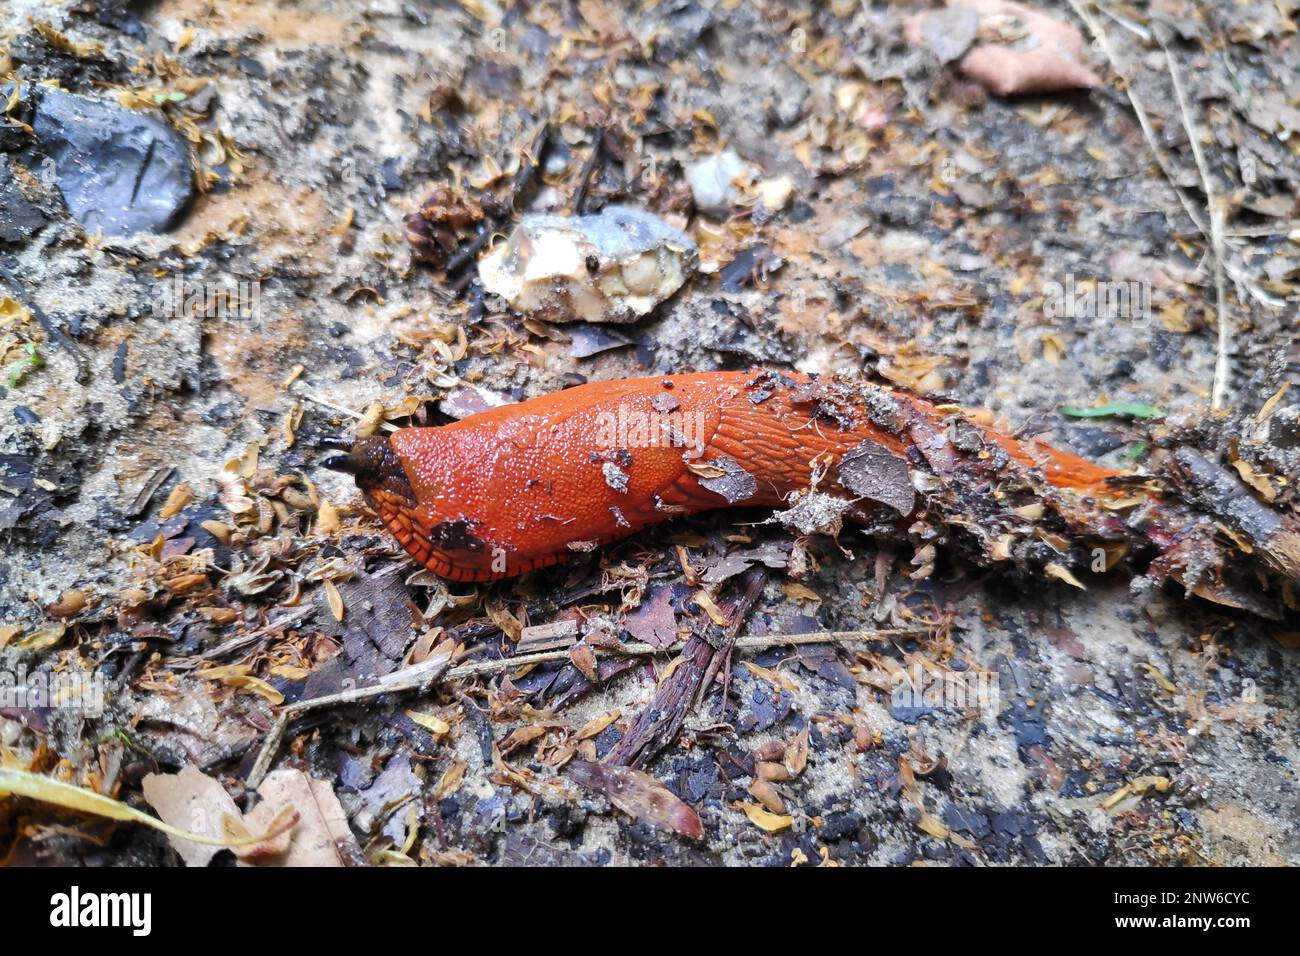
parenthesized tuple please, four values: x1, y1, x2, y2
(606, 568, 766, 768)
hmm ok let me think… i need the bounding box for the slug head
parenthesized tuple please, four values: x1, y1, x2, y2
(320, 435, 414, 502)
(321, 433, 498, 580)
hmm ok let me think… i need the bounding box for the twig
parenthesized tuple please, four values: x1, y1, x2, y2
(735, 628, 924, 651)
(441, 576, 623, 646)
(175, 606, 317, 669)
(1069, 2, 1238, 409)
(1100, 4, 1150, 40)
(299, 392, 361, 419)
(431, 628, 925, 681)
(443, 225, 498, 278)
(126, 465, 175, 518)
(607, 568, 769, 768)
(1160, 30, 1231, 411)
(299, 392, 398, 432)
(246, 650, 453, 789)
(0, 260, 88, 382)
(444, 120, 553, 296)
(569, 127, 606, 215)
(244, 624, 925, 787)
(1065, 0, 1208, 238)
(1222, 221, 1300, 238)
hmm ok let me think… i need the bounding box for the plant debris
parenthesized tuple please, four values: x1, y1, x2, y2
(1, 0, 1297, 869)
(906, 0, 1103, 97)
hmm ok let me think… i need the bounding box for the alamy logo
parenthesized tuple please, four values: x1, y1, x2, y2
(591, 404, 706, 450)
(152, 273, 260, 320)
(0, 668, 104, 717)
(1042, 274, 1150, 321)
(49, 886, 152, 936)
(891, 663, 1000, 716)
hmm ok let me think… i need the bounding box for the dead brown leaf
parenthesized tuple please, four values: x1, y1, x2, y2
(568, 761, 703, 840)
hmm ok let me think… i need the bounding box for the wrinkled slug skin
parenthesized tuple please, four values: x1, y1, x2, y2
(364, 372, 1116, 581)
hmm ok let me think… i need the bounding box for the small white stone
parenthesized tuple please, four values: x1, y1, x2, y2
(756, 175, 794, 213)
(685, 150, 757, 217)
(478, 205, 698, 323)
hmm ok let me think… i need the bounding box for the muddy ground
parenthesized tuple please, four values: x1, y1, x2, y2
(0, 0, 1297, 866)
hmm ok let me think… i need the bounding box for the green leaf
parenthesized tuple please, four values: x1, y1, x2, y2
(1124, 442, 1149, 461)
(1060, 402, 1162, 420)
(6, 342, 43, 387)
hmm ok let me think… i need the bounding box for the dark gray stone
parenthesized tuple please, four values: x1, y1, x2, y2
(24, 85, 195, 235)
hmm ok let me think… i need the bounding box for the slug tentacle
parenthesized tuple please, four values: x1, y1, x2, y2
(316, 436, 355, 451)
(322, 436, 416, 501)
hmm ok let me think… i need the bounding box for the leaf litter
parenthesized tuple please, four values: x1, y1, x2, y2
(0, 0, 1298, 868)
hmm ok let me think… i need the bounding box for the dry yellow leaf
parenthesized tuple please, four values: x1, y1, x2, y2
(576, 709, 620, 741)
(748, 778, 785, 815)
(323, 579, 345, 622)
(917, 813, 950, 839)
(658, 656, 686, 684)
(0, 768, 293, 849)
(486, 601, 523, 642)
(200, 519, 232, 544)
(434, 761, 467, 799)
(737, 801, 793, 832)
(222, 675, 284, 705)
(316, 500, 341, 533)
(1141, 664, 1177, 694)
(269, 664, 310, 680)
(1231, 459, 1277, 502)
(159, 482, 194, 519)
(743, 661, 798, 692)
(692, 590, 729, 626)
(281, 364, 305, 388)
(784, 726, 810, 777)
(14, 622, 66, 650)
(405, 710, 451, 735)
(283, 400, 303, 449)
(1045, 562, 1086, 590)
(781, 582, 821, 603)
(500, 725, 548, 751)
(1041, 333, 1065, 365)
(1257, 382, 1291, 422)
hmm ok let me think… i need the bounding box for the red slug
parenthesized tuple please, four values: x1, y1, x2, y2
(322, 370, 1121, 581)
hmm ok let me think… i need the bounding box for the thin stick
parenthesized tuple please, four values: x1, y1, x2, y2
(244, 626, 924, 787)
(0, 260, 89, 382)
(1223, 222, 1300, 238)
(246, 651, 453, 789)
(569, 127, 606, 216)
(444, 121, 553, 295)
(299, 392, 398, 432)
(1161, 31, 1231, 411)
(1065, 0, 1208, 238)
(444, 627, 926, 680)
(175, 606, 317, 669)
(1070, 1, 1238, 408)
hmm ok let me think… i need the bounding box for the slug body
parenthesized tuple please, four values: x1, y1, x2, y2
(328, 371, 1118, 581)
